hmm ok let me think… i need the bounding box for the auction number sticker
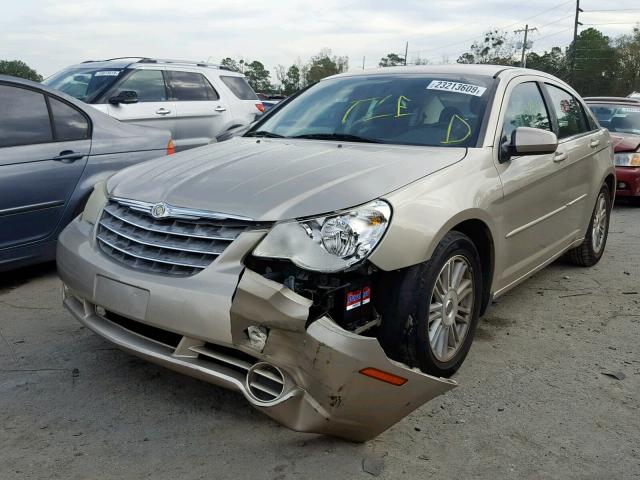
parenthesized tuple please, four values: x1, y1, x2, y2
(427, 80, 486, 97)
(94, 71, 120, 77)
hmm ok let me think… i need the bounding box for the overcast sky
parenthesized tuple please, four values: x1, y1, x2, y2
(2, 0, 638, 79)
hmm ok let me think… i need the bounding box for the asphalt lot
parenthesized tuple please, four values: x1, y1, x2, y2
(1, 201, 639, 480)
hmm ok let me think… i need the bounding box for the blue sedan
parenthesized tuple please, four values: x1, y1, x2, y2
(0, 75, 173, 272)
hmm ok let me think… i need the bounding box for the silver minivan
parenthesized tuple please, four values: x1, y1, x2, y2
(44, 57, 264, 151)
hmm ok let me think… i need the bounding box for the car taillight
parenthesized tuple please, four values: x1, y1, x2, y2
(167, 139, 175, 155)
(256, 103, 265, 113)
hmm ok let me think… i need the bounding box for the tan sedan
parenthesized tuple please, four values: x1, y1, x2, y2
(57, 65, 614, 441)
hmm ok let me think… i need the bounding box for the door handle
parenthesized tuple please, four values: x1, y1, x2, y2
(156, 108, 172, 115)
(214, 106, 227, 113)
(590, 139, 600, 148)
(553, 151, 568, 162)
(53, 150, 84, 163)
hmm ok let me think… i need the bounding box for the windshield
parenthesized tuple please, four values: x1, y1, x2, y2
(43, 67, 124, 102)
(249, 74, 495, 147)
(588, 103, 640, 135)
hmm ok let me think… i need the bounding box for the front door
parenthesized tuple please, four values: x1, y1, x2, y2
(492, 79, 573, 291)
(0, 84, 90, 250)
(104, 68, 177, 135)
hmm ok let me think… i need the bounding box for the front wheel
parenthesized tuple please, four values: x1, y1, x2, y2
(566, 185, 611, 267)
(378, 232, 483, 377)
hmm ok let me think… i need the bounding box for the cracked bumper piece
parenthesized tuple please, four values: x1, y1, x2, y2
(58, 217, 456, 442)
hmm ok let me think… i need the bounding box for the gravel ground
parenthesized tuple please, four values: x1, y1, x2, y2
(1, 202, 639, 480)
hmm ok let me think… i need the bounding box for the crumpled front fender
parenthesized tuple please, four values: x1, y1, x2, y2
(231, 270, 457, 442)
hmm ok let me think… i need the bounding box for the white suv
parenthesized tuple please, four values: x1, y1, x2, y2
(44, 57, 264, 151)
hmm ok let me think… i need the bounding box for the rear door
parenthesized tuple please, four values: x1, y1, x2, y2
(0, 83, 90, 249)
(105, 68, 177, 134)
(167, 70, 231, 150)
(493, 79, 573, 290)
(542, 83, 605, 234)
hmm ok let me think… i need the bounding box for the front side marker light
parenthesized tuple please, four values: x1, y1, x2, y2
(359, 367, 408, 386)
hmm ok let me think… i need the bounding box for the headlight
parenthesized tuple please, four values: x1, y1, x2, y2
(615, 152, 640, 166)
(253, 200, 391, 272)
(82, 181, 108, 225)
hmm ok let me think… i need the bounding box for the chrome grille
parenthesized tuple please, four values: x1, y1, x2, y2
(97, 199, 253, 276)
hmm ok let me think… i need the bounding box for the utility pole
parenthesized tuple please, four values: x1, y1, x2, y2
(571, 0, 583, 81)
(514, 24, 538, 68)
(362, 56, 365, 69)
(404, 42, 408, 66)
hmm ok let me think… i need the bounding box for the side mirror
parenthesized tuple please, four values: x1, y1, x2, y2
(500, 127, 558, 163)
(108, 90, 138, 105)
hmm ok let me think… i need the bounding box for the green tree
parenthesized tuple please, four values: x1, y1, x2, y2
(276, 64, 302, 95)
(614, 26, 640, 96)
(305, 49, 348, 84)
(379, 53, 404, 67)
(220, 57, 241, 72)
(569, 28, 616, 96)
(0, 60, 43, 81)
(457, 30, 516, 65)
(244, 60, 271, 92)
(526, 47, 568, 79)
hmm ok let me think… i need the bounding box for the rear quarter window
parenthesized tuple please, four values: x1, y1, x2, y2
(220, 76, 258, 100)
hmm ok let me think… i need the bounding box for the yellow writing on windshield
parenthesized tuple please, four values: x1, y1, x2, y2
(342, 95, 413, 124)
(441, 114, 472, 144)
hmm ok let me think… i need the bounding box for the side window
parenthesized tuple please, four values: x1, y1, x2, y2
(112, 70, 167, 102)
(0, 85, 53, 147)
(545, 84, 588, 139)
(501, 82, 551, 144)
(168, 71, 219, 101)
(49, 97, 90, 141)
(220, 76, 259, 100)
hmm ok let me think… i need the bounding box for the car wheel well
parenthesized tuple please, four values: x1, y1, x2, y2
(451, 219, 494, 315)
(604, 174, 615, 203)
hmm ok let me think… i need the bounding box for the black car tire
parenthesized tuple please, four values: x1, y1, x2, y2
(378, 231, 483, 377)
(566, 185, 611, 267)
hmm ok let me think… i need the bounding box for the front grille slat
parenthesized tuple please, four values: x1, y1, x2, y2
(97, 199, 254, 277)
(103, 202, 245, 241)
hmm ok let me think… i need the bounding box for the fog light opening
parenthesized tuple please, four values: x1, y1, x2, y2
(246, 362, 285, 403)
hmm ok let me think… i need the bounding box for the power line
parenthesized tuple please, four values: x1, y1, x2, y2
(582, 22, 640, 26)
(407, 0, 575, 55)
(534, 26, 574, 42)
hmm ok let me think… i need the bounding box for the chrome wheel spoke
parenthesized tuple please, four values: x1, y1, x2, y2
(427, 255, 475, 362)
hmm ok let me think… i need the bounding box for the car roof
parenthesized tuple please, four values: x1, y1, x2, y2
(60, 57, 244, 76)
(0, 74, 86, 102)
(584, 96, 640, 104)
(323, 64, 565, 81)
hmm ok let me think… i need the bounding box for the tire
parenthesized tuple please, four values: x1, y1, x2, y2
(377, 231, 483, 377)
(566, 185, 611, 267)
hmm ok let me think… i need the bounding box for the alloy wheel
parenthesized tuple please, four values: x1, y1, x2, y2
(428, 255, 475, 362)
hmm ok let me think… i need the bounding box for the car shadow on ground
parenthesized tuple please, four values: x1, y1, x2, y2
(0, 261, 57, 293)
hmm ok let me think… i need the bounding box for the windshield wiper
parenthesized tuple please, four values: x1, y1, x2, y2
(244, 130, 286, 138)
(291, 133, 385, 143)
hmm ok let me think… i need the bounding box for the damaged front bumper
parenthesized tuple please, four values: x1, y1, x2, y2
(57, 217, 456, 442)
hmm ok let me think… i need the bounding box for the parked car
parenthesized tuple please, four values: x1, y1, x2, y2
(43, 57, 264, 151)
(585, 96, 640, 198)
(257, 92, 286, 112)
(57, 65, 614, 441)
(0, 75, 173, 272)
(628, 91, 640, 99)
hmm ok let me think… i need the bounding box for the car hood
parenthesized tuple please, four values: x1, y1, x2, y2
(611, 133, 640, 153)
(108, 138, 466, 221)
